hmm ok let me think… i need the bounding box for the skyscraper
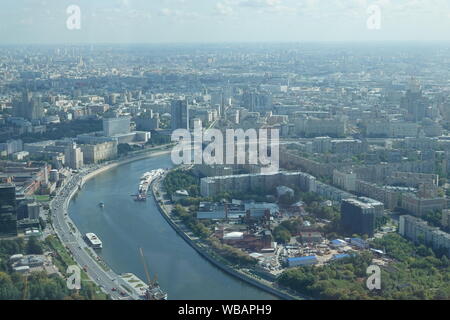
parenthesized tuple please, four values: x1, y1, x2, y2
(64, 143, 84, 170)
(171, 99, 189, 130)
(0, 184, 18, 236)
(401, 78, 427, 122)
(13, 90, 44, 121)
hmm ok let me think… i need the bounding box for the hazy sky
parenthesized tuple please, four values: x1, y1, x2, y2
(1, 0, 450, 44)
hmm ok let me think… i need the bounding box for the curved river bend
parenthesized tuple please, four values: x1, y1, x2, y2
(69, 154, 278, 300)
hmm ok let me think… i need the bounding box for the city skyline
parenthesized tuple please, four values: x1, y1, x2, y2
(1, 0, 450, 305)
(1, 0, 450, 44)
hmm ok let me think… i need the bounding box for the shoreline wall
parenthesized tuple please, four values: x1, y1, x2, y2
(152, 179, 303, 301)
(80, 150, 172, 187)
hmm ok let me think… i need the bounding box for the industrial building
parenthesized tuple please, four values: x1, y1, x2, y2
(286, 256, 318, 267)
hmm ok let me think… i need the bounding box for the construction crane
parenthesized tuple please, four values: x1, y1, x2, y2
(139, 248, 154, 300)
(139, 248, 167, 300)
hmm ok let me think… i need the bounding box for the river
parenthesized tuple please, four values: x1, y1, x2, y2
(68, 153, 278, 300)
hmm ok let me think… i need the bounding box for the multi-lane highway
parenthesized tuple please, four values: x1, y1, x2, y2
(50, 166, 137, 300)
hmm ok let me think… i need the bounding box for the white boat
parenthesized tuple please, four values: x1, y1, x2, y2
(135, 169, 165, 201)
(85, 233, 103, 249)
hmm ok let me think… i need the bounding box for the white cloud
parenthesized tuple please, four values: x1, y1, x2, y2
(215, 2, 234, 16)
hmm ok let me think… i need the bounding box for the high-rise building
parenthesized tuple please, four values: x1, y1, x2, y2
(0, 139, 23, 156)
(0, 184, 18, 236)
(210, 88, 232, 118)
(341, 198, 375, 237)
(103, 116, 131, 137)
(171, 99, 189, 130)
(242, 91, 272, 112)
(27, 202, 41, 220)
(64, 143, 84, 170)
(13, 90, 44, 121)
(401, 78, 428, 122)
(108, 94, 117, 105)
(135, 114, 159, 131)
(210, 90, 223, 109)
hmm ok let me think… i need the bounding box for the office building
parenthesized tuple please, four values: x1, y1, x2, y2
(79, 141, 118, 164)
(135, 115, 159, 131)
(26, 202, 40, 220)
(0, 184, 18, 236)
(295, 117, 347, 138)
(103, 116, 131, 137)
(401, 78, 428, 122)
(341, 198, 375, 237)
(171, 99, 189, 130)
(64, 143, 84, 170)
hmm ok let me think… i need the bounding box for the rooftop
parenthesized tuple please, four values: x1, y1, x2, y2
(288, 255, 317, 262)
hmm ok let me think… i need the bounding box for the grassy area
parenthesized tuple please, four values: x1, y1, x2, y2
(67, 222, 77, 234)
(34, 195, 50, 202)
(44, 235, 109, 300)
(45, 235, 76, 271)
(84, 247, 110, 272)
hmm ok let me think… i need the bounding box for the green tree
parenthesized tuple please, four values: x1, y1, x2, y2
(273, 226, 291, 244)
(0, 272, 20, 300)
(26, 237, 43, 255)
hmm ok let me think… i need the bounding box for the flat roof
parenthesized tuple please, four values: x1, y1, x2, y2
(288, 255, 317, 262)
(0, 183, 15, 189)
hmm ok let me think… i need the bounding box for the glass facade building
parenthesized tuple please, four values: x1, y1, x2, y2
(0, 184, 17, 236)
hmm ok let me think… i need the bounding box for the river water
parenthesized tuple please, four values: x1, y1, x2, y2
(69, 154, 278, 300)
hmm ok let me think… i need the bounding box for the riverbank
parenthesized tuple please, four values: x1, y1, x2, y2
(80, 149, 173, 187)
(61, 145, 295, 300)
(151, 173, 306, 301)
(51, 146, 173, 300)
